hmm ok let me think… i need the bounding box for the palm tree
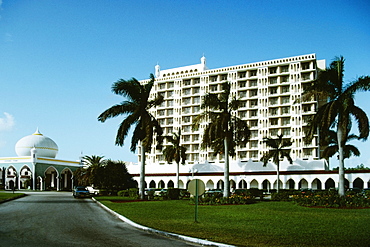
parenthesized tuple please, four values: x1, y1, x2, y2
(301, 56, 370, 196)
(162, 129, 187, 188)
(82, 155, 106, 186)
(321, 130, 360, 168)
(193, 82, 251, 198)
(260, 134, 293, 193)
(98, 74, 163, 199)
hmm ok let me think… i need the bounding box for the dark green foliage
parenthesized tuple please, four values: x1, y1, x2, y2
(167, 188, 181, 200)
(271, 191, 291, 201)
(292, 190, 370, 208)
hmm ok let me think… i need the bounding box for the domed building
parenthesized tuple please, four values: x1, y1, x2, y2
(0, 129, 82, 191)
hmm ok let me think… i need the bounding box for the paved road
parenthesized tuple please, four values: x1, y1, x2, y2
(0, 191, 200, 247)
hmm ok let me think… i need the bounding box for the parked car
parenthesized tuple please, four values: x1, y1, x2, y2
(73, 186, 91, 198)
(86, 186, 100, 195)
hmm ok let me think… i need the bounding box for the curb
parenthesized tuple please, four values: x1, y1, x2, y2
(92, 197, 235, 247)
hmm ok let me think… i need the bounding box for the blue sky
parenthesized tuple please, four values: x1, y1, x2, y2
(0, 0, 369, 168)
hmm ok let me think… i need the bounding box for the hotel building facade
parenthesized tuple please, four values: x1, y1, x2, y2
(126, 54, 370, 191)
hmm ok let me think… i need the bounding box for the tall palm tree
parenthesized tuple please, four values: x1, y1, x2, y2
(193, 82, 251, 198)
(321, 130, 360, 168)
(302, 56, 370, 196)
(260, 134, 293, 193)
(162, 129, 187, 188)
(98, 74, 163, 199)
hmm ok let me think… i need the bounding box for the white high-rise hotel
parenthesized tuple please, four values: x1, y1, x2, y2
(126, 54, 370, 191)
(141, 54, 326, 165)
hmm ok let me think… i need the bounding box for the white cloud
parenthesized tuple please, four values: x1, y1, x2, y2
(0, 112, 15, 131)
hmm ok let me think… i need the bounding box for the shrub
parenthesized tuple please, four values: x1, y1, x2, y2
(292, 190, 370, 208)
(193, 191, 256, 205)
(117, 190, 129, 197)
(128, 188, 139, 198)
(271, 190, 294, 201)
(167, 188, 181, 200)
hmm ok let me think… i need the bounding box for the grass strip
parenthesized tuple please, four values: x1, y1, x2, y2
(0, 192, 25, 202)
(97, 198, 370, 247)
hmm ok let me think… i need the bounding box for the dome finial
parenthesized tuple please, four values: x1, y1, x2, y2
(33, 128, 42, 136)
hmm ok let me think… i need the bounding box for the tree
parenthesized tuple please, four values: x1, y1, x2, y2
(82, 155, 106, 186)
(98, 74, 163, 199)
(321, 130, 360, 167)
(162, 129, 187, 188)
(98, 160, 136, 191)
(301, 56, 370, 196)
(193, 82, 251, 197)
(260, 134, 293, 193)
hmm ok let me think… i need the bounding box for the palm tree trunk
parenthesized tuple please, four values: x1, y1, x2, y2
(276, 162, 280, 193)
(223, 137, 230, 198)
(176, 161, 180, 188)
(140, 145, 146, 200)
(337, 126, 345, 196)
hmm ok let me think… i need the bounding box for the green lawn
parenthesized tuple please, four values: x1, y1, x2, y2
(97, 198, 370, 247)
(0, 192, 24, 202)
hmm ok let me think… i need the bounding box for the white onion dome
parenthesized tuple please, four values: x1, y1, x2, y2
(15, 129, 58, 158)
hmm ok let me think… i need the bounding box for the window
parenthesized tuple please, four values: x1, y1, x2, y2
(269, 98, 278, 105)
(270, 129, 278, 136)
(270, 118, 278, 126)
(281, 86, 290, 93)
(182, 107, 191, 114)
(239, 81, 246, 88)
(281, 76, 289, 83)
(193, 96, 200, 104)
(249, 80, 257, 87)
(281, 106, 290, 114)
(269, 87, 278, 95)
(159, 83, 166, 90)
(280, 65, 289, 73)
(182, 116, 191, 123)
(193, 106, 200, 113)
(281, 96, 290, 104)
(167, 118, 173, 125)
(238, 71, 246, 78)
(210, 85, 218, 92)
(167, 109, 173, 115)
(269, 77, 277, 85)
(183, 79, 191, 86)
(249, 89, 258, 97)
(239, 91, 247, 98)
(250, 140, 258, 148)
(183, 88, 191, 95)
(193, 78, 200, 84)
(269, 108, 278, 116)
(167, 91, 173, 97)
(249, 70, 257, 77)
(251, 130, 258, 138)
(250, 110, 258, 117)
(167, 100, 173, 107)
(269, 67, 277, 74)
(250, 100, 258, 108)
(220, 74, 227, 81)
(282, 117, 290, 126)
(193, 87, 200, 94)
(250, 120, 258, 127)
(183, 98, 191, 105)
(210, 76, 217, 82)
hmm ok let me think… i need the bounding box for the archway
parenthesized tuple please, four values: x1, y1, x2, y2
(44, 166, 58, 190)
(238, 179, 247, 189)
(286, 179, 295, 189)
(61, 168, 73, 191)
(217, 180, 224, 190)
(149, 180, 156, 188)
(325, 178, 335, 190)
(167, 180, 174, 188)
(178, 180, 184, 189)
(20, 165, 32, 189)
(353, 178, 364, 189)
(311, 178, 322, 190)
(206, 179, 214, 190)
(230, 180, 236, 191)
(262, 179, 271, 192)
(158, 180, 165, 188)
(250, 179, 258, 189)
(273, 180, 283, 190)
(298, 179, 308, 189)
